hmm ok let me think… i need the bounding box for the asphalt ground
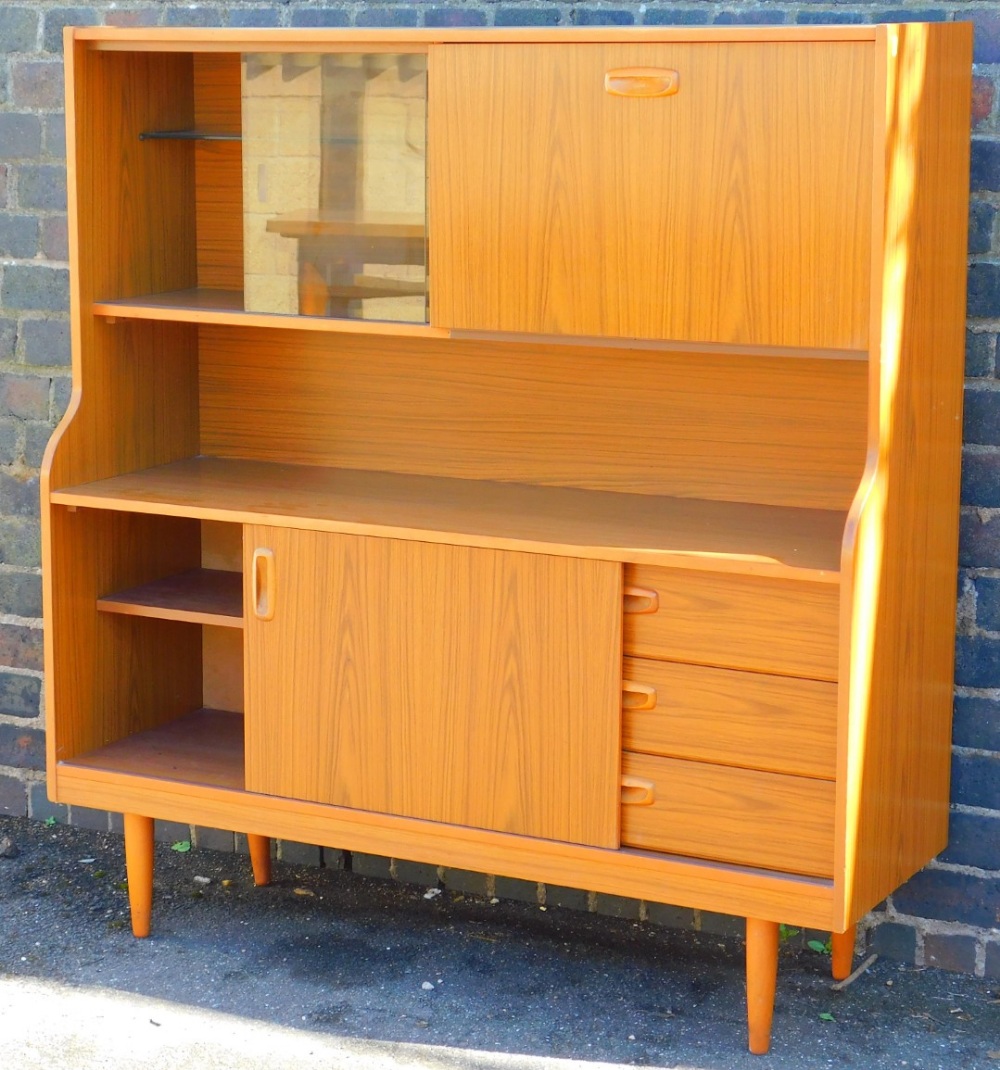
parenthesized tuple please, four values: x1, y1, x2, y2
(0, 814, 997, 1070)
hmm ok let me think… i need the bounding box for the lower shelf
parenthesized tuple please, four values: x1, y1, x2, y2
(65, 708, 245, 791)
(54, 708, 836, 929)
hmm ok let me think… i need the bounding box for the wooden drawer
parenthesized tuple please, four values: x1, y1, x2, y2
(623, 565, 839, 680)
(621, 752, 835, 878)
(623, 656, 836, 779)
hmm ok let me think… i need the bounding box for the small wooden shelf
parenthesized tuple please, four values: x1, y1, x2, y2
(63, 708, 244, 790)
(97, 568, 244, 628)
(51, 457, 845, 580)
(93, 289, 447, 338)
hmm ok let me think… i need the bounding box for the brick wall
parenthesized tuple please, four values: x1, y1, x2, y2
(0, 0, 996, 978)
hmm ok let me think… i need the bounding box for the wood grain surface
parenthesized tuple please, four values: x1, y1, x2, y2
(837, 22, 972, 927)
(45, 507, 203, 781)
(70, 708, 245, 790)
(50, 457, 846, 578)
(244, 528, 622, 847)
(621, 752, 836, 877)
(200, 326, 867, 510)
(45, 44, 200, 493)
(622, 657, 837, 778)
(74, 27, 877, 50)
(623, 565, 840, 678)
(194, 52, 243, 290)
(93, 289, 449, 337)
(97, 568, 244, 627)
(203, 625, 245, 713)
(55, 745, 836, 928)
(431, 41, 873, 347)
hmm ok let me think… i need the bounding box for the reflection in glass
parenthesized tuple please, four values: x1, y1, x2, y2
(242, 53, 427, 322)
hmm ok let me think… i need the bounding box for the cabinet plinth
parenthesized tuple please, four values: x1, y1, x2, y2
(44, 22, 971, 1056)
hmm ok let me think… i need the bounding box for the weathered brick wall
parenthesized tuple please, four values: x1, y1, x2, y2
(0, 0, 996, 978)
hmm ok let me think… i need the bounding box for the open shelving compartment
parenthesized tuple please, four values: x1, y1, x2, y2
(50, 510, 247, 793)
(49, 42, 872, 800)
(86, 47, 431, 331)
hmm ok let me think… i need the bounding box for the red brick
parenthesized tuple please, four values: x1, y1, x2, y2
(40, 216, 68, 261)
(0, 622, 43, 671)
(1, 376, 50, 422)
(11, 61, 65, 110)
(924, 933, 978, 974)
(0, 724, 44, 770)
(973, 76, 996, 127)
(105, 9, 160, 28)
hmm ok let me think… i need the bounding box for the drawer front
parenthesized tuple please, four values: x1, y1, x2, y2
(621, 752, 835, 878)
(623, 565, 839, 680)
(623, 657, 837, 779)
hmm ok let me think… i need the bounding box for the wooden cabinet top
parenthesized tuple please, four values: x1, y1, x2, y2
(69, 25, 890, 50)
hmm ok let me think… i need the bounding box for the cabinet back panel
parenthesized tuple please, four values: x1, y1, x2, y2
(431, 42, 873, 348)
(201, 521, 244, 713)
(199, 327, 866, 509)
(194, 53, 244, 290)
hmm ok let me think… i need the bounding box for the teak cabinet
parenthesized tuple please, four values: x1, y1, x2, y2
(42, 24, 972, 1055)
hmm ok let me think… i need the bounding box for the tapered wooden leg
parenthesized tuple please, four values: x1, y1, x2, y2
(831, 925, 857, 981)
(746, 918, 779, 1055)
(123, 813, 154, 939)
(247, 834, 272, 886)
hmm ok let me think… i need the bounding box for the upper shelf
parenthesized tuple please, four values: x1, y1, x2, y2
(50, 457, 846, 581)
(94, 289, 447, 339)
(92, 289, 867, 359)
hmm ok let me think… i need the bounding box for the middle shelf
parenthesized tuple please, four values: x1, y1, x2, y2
(97, 567, 244, 628)
(51, 456, 846, 580)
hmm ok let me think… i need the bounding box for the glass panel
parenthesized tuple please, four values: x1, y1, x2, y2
(241, 53, 427, 322)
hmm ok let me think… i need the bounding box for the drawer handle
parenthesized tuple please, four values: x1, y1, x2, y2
(622, 680, 657, 711)
(623, 585, 659, 615)
(605, 67, 680, 98)
(251, 548, 275, 621)
(621, 775, 656, 806)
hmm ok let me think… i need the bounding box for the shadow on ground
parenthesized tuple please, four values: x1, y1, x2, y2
(0, 815, 996, 1070)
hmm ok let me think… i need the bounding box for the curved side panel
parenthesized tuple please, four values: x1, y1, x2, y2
(836, 22, 971, 929)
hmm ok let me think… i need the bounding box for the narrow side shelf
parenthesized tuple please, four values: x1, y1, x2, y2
(97, 568, 244, 628)
(63, 708, 245, 790)
(51, 457, 847, 580)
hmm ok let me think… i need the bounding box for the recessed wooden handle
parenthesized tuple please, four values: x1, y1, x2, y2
(251, 548, 275, 621)
(623, 585, 659, 615)
(605, 67, 680, 98)
(621, 775, 656, 806)
(622, 680, 657, 711)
